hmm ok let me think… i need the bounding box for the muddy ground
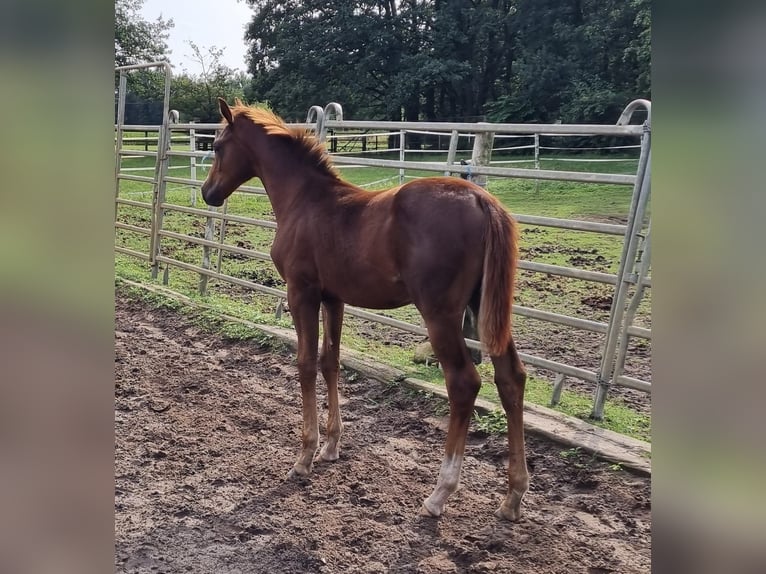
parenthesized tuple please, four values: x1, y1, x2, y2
(115, 294, 651, 573)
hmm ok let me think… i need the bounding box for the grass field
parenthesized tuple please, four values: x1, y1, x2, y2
(115, 138, 651, 443)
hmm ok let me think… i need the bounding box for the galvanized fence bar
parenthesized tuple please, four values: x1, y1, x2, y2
(609, 225, 652, 390)
(189, 121, 197, 206)
(517, 261, 618, 285)
(398, 130, 405, 185)
(118, 174, 155, 185)
(115, 222, 151, 236)
(114, 71, 127, 222)
(215, 200, 230, 274)
(116, 198, 152, 209)
(199, 206, 216, 295)
(155, 255, 287, 299)
(325, 119, 644, 137)
(159, 203, 277, 229)
(329, 155, 636, 186)
(159, 229, 272, 262)
(149, 63, 173, 280)
(513, 214, 627, 235)
(115, 246, 151, 260)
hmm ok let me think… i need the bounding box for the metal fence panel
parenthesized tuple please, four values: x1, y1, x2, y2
(113, 78, 651, 418)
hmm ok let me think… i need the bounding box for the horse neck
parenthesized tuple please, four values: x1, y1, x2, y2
(243, 126, 330, 220)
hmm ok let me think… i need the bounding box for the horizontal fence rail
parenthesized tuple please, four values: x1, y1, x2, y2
(114, 89, 651, 420)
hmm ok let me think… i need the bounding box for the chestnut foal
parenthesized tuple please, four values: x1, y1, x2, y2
(201, 99, 528, 520)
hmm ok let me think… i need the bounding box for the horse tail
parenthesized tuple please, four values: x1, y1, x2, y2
(478, 195, 519, 356)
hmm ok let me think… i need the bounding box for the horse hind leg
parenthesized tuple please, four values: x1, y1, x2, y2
(420, 313, 482, 517)
(318, 299, 344, 462)
(490, 336, 529, 521)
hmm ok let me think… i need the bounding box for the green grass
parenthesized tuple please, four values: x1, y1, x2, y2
(115, 146, 651, 443)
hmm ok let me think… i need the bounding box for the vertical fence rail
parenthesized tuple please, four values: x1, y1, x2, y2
(114, 72, 127, 222)
(199, 207, 216, 295)
(610, 225, 652, 389)
(189, 121, 197, 206)
(215, 201, 229, 274)
(398, 130, 406, 184)
(533, 133, 540, 193)
(149, 70, 173, 279)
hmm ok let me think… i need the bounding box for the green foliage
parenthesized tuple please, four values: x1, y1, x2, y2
(244, 0, 650, 124)
(559, 447, 583, 459)
(486, 0, 650, 124)
(169, 42, 251, 123)
(114, 0, 173, 67)
(473, 410, 508, 435)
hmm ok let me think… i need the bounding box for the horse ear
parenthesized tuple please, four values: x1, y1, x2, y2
(218, 98, 233, 124)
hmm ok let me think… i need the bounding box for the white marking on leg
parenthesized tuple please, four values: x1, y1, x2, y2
(422, 455, 464, 516)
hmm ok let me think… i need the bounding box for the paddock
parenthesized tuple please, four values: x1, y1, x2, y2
(115, 292, 651, 573)
(114, 63, 652, 572)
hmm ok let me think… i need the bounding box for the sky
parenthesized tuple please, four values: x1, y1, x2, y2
(139, 0, 254, 75)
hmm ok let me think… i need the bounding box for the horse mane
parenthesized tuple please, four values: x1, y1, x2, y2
(229, 101, 340, 180)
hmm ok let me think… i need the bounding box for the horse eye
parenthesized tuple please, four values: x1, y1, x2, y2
(212, 141, 221, 152)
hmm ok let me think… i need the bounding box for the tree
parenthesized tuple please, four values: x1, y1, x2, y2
(170, 42, 249, 123)
(114, 0, 174, 67)
(486, 0, 650, 124)
(115, 0, 175, 124)
(243, 0, 515, 123)
(241, 0, 652, 125)
(245, 0, 404, 120)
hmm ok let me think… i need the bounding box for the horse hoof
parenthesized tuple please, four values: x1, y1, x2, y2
(287, 464, 311, 480)
(419, 499, 442, 518)
(319, 445, 339, 462)
(494, 504, 522, 522)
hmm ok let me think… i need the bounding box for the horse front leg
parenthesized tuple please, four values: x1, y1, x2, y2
(287, 287, 321, 478)
(318, 298, 345, 462)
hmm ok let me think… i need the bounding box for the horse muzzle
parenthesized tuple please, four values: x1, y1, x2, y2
(200, 182, 224, 207)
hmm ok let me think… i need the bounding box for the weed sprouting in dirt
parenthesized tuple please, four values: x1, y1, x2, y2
(473, 410, 508, 435)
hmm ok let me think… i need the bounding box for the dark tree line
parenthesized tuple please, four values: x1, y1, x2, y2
(244, 0, 650, 124)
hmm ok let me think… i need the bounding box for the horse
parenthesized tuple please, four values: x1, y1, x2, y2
(201, 98, 529, 521)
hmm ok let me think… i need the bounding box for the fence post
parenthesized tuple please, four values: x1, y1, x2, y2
(469, 125, 494, 188)
(399, 130, 406, 185)
(534, 133, 540, 193)
(444, 129, 459, 176)
(189, 121, 197, 206)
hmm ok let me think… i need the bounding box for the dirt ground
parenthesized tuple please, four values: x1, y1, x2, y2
(115, 294, 651, 573)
